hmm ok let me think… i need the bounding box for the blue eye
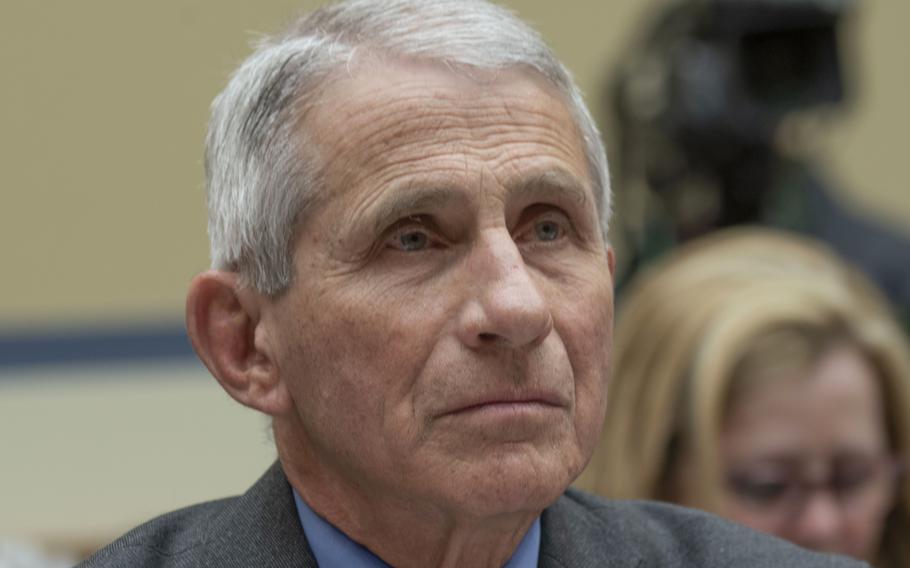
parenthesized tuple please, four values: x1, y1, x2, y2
(395, 230, 428, 251)
(534, 220, 561, 242)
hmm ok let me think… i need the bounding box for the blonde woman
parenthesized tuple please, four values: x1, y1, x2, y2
(582, 228, 910, 567)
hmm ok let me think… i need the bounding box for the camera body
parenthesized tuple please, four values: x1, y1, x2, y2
(615, 0, 851, 176)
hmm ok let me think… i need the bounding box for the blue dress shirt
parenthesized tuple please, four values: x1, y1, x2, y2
(293, 490, 541, 568)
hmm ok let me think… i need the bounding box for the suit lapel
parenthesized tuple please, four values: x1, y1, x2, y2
(539, 492, 644, 568)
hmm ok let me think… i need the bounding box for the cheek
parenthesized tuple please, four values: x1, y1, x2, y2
(844, 502, 892, 556)
(561, 277, 613, 387)
(289, 291, 445, 423)
(555, 276, 614, 442)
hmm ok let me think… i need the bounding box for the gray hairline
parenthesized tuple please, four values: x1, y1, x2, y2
(205, 2, 612, 296)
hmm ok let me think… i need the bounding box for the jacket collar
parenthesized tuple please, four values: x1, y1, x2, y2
(200, 461, 642, 568)
(203, 461, 319, 567)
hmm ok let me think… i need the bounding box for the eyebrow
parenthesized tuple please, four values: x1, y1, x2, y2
(370, 185, 463, 234)
(508, 169, 591, 210)
(366, 168, 592, 234)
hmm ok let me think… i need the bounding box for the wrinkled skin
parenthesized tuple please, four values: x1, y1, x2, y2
(259, 59, 615, 567)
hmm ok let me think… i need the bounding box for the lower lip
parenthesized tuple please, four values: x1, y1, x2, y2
(438, 402, 564, 441)
(446, 401, 562, 420)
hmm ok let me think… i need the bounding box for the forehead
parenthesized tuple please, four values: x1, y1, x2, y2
(722, 345, 887, 458)
(303, 58, 593, 208)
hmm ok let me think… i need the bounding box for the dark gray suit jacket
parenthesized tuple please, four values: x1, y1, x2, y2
(80, 462, 866, 567)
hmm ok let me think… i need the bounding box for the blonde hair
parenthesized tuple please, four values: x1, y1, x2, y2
(582, 227, 910, 567)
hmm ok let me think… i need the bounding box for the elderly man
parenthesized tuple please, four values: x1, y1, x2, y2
(82, 1, 865, 567)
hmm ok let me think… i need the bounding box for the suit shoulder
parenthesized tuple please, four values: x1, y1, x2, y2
(77, 497, 235, 568)
(543, 489, 867, 567)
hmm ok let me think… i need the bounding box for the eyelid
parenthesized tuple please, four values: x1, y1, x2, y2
(514, 206, 574, 241)
(384, 213, 435, 234)
(383, 215, 444, 251)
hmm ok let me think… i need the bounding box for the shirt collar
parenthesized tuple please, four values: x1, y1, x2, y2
(293, 489, 541, 567)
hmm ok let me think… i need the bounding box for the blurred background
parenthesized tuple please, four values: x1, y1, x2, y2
(1, 0, 907, 561)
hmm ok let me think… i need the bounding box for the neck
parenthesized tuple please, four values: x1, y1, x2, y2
(275, 423, 541, 568)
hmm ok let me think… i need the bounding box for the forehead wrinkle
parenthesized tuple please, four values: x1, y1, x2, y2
(323, 75, 578, 160)
(317, 75, 586, 179)
(327, 91, 471, 155)
(349, 122, 587, 202)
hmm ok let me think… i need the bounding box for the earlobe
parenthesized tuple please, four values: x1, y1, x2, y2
(185, 270, 291, 417)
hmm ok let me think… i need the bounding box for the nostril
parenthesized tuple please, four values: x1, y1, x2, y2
(478, 332, 497, 342)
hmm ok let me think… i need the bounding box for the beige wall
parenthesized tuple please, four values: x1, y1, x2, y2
(1, 0, 907, 325)
(824, 0, 910, 221)
(1, 0, 907, 552)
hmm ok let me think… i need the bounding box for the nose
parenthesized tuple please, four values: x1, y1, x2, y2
(456, 229, 553, 350)
(788, 491, 845, 554)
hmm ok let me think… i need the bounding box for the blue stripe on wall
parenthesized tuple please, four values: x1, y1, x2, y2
(0, 323, 197, 369)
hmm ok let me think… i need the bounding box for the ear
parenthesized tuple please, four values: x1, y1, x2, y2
(606, 245, 616, 278)
(185, 270, 291, 417)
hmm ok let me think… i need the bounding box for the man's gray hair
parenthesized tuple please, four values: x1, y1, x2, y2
(205, 0, 611, 295)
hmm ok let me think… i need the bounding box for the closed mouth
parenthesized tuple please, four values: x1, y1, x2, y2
(442, 393, 565, 417)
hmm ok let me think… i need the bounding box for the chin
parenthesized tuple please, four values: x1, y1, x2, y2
(445, 449, 582, 519)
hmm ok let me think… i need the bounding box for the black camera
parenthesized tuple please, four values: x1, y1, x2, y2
(614, 0, 851, 167)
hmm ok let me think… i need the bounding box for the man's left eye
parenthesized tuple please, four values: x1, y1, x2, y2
(533, 219, 563, 242)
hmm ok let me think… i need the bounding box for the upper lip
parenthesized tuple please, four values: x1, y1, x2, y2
(439, 389, 567, 416)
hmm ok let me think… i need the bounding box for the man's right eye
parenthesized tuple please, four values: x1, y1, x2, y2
(391, 229, 429, 252)
(384, 217, 437, 252)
